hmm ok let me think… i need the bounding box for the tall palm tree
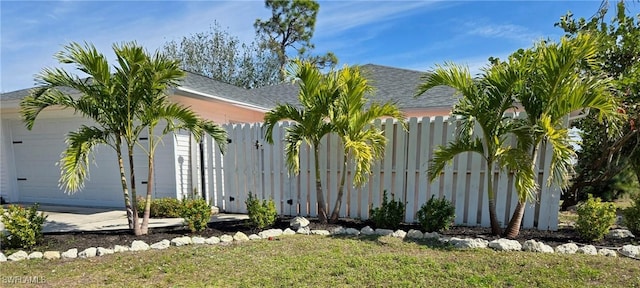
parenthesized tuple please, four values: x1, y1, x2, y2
(264, 60, 340, 223)
(21, 42, 227, 235)
(416, 62, 537, 236)
(328, 65, 405, 223)
(503, 33, 621, 238)
(136, 50, 228, 234)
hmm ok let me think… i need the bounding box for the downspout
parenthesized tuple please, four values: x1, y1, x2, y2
(200, 138, 206, 200)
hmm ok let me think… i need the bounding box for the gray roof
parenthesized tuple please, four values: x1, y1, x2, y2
(178, 72, 274, 109)
(1, 65, 458, 110)
(251, 64, 458, 110)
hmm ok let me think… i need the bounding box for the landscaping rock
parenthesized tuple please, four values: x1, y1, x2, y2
(96, 247, 114, 256)
(171, 236, 192, 246)
(607, 229, 635, 239)
(393, 230, 407, 239)
(249, 234, 262, 240)
(61, 248, 78, 259)
(406, 229, 424, 239)
(361, 226, 375, 236)
(489, 239, 522, 252)
(620, 245, 640, 258)
(0, 253, 6, 262)
(259, 229, 283, 239)
(555, 243, 579, 254)
(114, 245, 130, 253)
(234, 232, 250, 242)
(375, 229, 394, 236)
(522, 240, 554, 253)
(311, 230, 331, 236)
(79, 247, 97, 258)
(205, 236, 221, 245)
(331, 227, 346, 235)
(8, 251, 28, 261)
(131, 240, 150, 251)
(283, 228, 296, 235)
(220, 235, 233, 243)
(296, 227, 311, 235)
(598, 248, 617, 257)
(290, 216, 310, 229)
(450, 238, 489, 249)
(28, 251, 43, 260)
(43, 251, 60, 260)
(423, 232, 440, 239)
(345, 228, 360, 236)
(577, 245, 598, 255)
(192, 237, 206, 245)
(150, 240, 171, 250)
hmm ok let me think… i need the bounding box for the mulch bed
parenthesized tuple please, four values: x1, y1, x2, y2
(7, 217, 638, 253)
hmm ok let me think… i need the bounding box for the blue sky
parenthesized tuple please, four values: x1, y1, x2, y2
(0, 1, 622, 93)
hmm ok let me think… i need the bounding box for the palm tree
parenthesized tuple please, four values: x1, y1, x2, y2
(136, 50, 227, 234)
(328, 65, 405, 223)
(264, 60, 340, 223)
(21, 42, 227, 235)
(503, 33, 621, 238)
(416, 62, 537, 236)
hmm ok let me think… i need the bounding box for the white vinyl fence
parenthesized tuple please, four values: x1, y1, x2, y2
(199, 116, 560, 231)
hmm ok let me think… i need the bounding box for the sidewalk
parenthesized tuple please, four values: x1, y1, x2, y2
(1, 204, 248, 233)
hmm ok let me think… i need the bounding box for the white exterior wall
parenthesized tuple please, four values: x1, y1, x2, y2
(0, 109, 179, 208)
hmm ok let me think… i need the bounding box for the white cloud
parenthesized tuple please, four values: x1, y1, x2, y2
(465, 22, 543, 45)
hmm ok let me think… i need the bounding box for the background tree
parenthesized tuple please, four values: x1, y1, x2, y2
(255, 0, 337, 80)
(163, 22, 280, 89)
(503, 33, 620, 238)
(328, 65, 405, 223)
(416, 62, 537, 236)
(556, 0, 640, 208)
(21, 42, 227, 235)
(263, 60, 340, 223)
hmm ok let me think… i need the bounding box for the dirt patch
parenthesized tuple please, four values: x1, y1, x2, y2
(4, 217, 638, 253)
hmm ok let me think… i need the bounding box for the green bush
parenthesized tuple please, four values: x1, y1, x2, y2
(245, 192, 278, 229)
(369, 191, 405, 230)
(136, 196, 182, 218)
(181, 198, 212, 232)
(575, 195, 616, 242)
(1, 204, 48, 248)
(416, 195, 455, 232)
(623, 193, 640, 236)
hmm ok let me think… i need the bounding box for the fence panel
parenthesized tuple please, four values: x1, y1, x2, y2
(206, 117, 560, 231)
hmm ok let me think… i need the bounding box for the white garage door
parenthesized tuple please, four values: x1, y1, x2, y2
(10, 117, 148, 207)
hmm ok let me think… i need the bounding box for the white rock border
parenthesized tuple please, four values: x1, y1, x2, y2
(1, 222, 637, 264)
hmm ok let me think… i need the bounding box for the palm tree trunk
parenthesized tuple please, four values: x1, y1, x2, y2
(128, 144, 141, 236)
(116, 140, 134, 230)
(140, 133, 154, 235)
(314, 144, 328, 223)
(504, 147, 539, 238)
(329, 153, 349, 223)
(486, 162, 502, 235)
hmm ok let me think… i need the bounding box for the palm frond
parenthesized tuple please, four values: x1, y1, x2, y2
(429, 138, 484, 182)
(59, 126, 109, 193)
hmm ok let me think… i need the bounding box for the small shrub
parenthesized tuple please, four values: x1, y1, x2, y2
(575, 195, 616, 242)
(245, 192, 278, 229)
(1, 204, 48, 248)
(623, 193, 640, 236)
(136, 196, 182, 218)
(416, 195, 455, 232)
(369, 191, 405, 230)
(181, 197, 212, 232)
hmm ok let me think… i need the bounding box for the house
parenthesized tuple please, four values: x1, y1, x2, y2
(0, 64, 457, 208)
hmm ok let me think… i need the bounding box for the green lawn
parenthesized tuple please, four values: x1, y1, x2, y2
(2, 235, 639, 287)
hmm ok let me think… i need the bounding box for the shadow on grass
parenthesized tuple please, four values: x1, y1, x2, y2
(330, 233, 457, 251)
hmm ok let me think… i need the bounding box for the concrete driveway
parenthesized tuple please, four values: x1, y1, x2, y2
(1, 204, 248, 233)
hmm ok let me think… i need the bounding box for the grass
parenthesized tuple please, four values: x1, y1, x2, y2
(2, 235, 639, 287)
